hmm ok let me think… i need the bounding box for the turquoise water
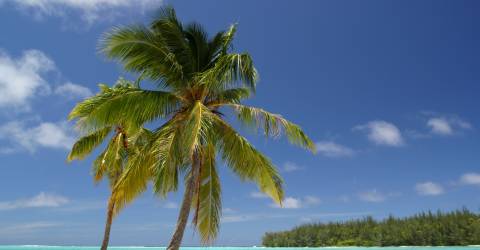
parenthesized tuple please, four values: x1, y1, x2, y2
(1, 247, 480, 250)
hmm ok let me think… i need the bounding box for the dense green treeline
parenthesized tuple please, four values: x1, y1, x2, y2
(262, 208, 480, 247)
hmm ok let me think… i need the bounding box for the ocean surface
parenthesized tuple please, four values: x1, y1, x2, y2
(1, 247, 480, 250)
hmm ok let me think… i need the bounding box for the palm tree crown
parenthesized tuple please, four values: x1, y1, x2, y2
(69, 7, 315, 245)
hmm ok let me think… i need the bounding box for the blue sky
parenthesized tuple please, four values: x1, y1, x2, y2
(0, 0, 479, 246)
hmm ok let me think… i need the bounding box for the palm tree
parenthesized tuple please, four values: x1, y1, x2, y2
(71, 6, 315, 249)
(68, 79, 154, 250)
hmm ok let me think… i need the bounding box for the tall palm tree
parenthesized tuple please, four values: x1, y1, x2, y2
(68, 79, 154, 250)
(71, 6, 315, 250)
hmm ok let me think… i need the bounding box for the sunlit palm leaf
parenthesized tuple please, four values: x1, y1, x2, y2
(211, 115, 284, 204)
(192, 143, 221, 243)
(206, 87, 251, 106)
(197, 53, 258, 92)
(68, 126, 112, 161)
(112, 130, 155, 216)
(69, 83, 180, 132)
(227, 104, 316, 152)
(100, 25, 184, 87)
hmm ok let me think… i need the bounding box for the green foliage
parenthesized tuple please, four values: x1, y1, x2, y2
(262, 208, 480, 247)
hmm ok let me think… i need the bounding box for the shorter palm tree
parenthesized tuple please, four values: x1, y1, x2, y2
(68, 79, 153, 250)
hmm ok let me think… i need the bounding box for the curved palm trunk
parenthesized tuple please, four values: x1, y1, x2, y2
(167, 157, 200, 250)
(101, 195, 116, 250)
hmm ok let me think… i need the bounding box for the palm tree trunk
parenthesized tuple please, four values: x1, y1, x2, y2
(101, 195, 116, 250)
(167, 156, 200, 250)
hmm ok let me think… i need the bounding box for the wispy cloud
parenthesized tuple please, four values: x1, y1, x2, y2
(0, 222, 62, 234)
(427, 116, 472, 136)
(354, 120, 404, 147)
(250, 191, 270, 199)
(0, 0, 162, 24)
(221, 211, 371, 224)
(282, 161, 304, 172)
(54, 82, 92, 99)
(161, 201, 178, 209)
(357, 189, 399, 203)
(338, 195, 351, 203)
(223, 208, 236, 214)
(304, 195, 321, 206)
(415, 182, 444, 196)
(459, 173, 480, 186)
(0, 120, 76, 153)
(316, 141, 354, 157)
(270, 195, 321, 209)
(0, 192, 69, 210)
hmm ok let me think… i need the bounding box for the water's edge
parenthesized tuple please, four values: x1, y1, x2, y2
(1, 246, 480, 250)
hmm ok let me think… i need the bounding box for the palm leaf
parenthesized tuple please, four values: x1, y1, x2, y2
(100, 25, 184, 87)
(227, 104, 316, 152)
(211, 114, 284, 204)
(191, 143, 221, 243)
(197, 53, 258, 92)
(69, 83, 180, 133)
(68, 126, 112, 161)
(206, 87, 251, 106)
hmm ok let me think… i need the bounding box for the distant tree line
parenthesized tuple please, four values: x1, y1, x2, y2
(262, 208, 480, 247)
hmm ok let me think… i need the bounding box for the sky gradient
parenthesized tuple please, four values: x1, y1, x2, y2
(0, 0, 479, 246)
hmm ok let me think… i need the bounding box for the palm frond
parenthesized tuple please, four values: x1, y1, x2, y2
(206, 87, 251, 106)
(69, 83, 180, 133)
(184, 22, 209, 72)
(211, 115, 284, 204)
(221, 24, 237, 54)
(99, 25, 184, 87)
(68, 126, 112, 161)
(91, 131, 126, 185)
(151, 120, 181, 197)
(227, 104, 316, 152)
(112, 145, 153, 216)
(151, 6, 194, 79)
(197, 53, 258, 93)
(192, 143, 221, 243)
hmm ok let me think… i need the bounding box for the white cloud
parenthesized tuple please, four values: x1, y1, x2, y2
(250, 191, 269, 199)
(427, 118, 452, 135)
(355, 120, 404, 147)
(358, 189, 387, 202)
(282, 161, 303, 172)
(0, 49, 54, 109)
(0, 49, 91, 111)
(0, 49, 88, 154)
(270, 195, 321, 209)
(1, 0, 162, 23)
(316, 141, 354, 157)
(0, 192, 69, 210)
(0, 120, 75, 152)
(54, 82, 92, 99)
(427, 116, 472, 136)
(415, 182, 444, 196)
(460, 173, 480, 186)
(278, 197, 302, 209)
